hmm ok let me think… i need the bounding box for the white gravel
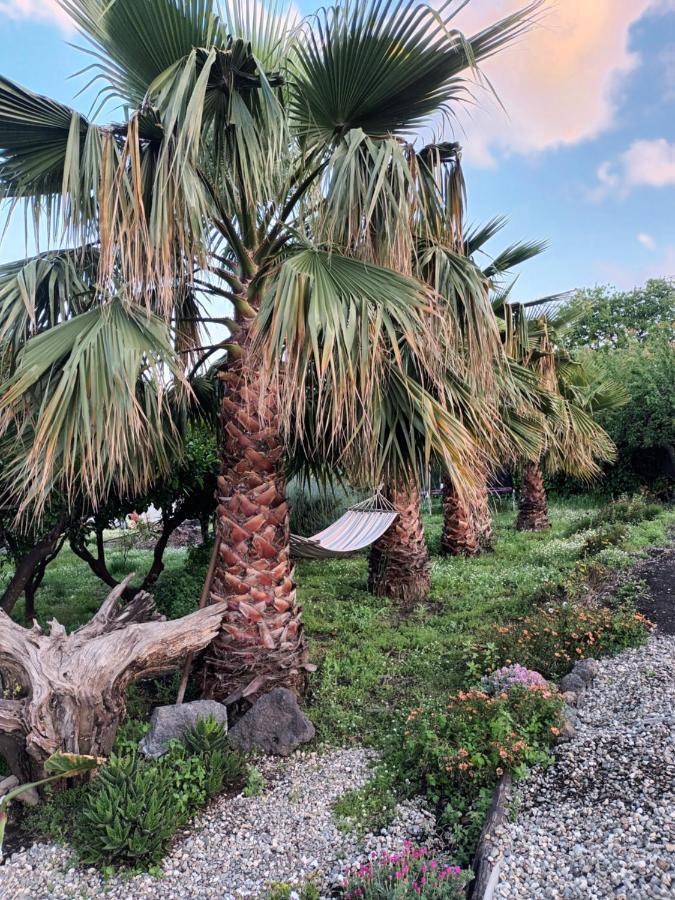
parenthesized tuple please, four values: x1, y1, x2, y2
(492, 635, 675, 900)
(0, 748, 437, 899)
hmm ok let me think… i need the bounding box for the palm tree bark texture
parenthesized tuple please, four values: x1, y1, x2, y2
(368, 484, 430, 603)
(440, 480, 479, 557)
(517, 461, 550, 531)
(201, 321, 309, 704)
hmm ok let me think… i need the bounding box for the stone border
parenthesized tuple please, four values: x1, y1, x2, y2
(468, 772, 513, 900)
(468, 658, 601, 899)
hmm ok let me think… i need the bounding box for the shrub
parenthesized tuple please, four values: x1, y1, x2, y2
(341, 844, 471, 899)
(486, 604, 652, 680)
(580, 523, 628, 557)
(392, 686, 564, 862)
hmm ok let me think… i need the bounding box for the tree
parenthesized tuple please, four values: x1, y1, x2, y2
(67, 425, 218, 598)
(563, 279, 675, 350)
(501, 302, 626, 530)
(438, 213, 547, 555)
(0, 0, 543, 702)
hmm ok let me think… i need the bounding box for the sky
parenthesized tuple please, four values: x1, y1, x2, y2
(1, 0, 675, 300)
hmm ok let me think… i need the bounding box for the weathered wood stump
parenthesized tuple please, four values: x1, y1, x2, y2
(0, 576, 226, 782)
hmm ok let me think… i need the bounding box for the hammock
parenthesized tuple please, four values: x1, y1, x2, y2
(290, 492, 398, 560)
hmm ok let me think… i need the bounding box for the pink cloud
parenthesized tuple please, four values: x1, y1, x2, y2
(0, 0, 72, 30)
(446, 0, 673, 166)
(593, 139, 675, 198)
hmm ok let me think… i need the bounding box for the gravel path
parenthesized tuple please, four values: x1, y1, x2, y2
(0, 748, 437, 899)
(492, 635, 675, 900)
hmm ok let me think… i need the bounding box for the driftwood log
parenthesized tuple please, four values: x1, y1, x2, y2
(0, 576, 226, 782)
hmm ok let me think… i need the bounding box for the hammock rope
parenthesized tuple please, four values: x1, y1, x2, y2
(290, 491, 397, 560)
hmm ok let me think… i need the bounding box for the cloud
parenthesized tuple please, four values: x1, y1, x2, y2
(446, 0, 674, 166)
(594, 139, 675, 197)
(637, 232, 656, 250)
(0, 0, 72, 30)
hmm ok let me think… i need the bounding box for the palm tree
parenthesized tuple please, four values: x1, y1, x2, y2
(502, 300, 627, 531)
(432, 211, 547, 556)
(0, 0, 542, 700)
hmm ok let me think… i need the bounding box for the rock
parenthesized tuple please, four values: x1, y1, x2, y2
(561, 691, 579, 705)
(0, 775, 19, 796)
(15, 786, 39, 806)
(573, 658, 599, 685)
(139, 700, 228, 758)
(559, 673, 585, 694)
(228, 688, 315, 756)
(557, 719, 576, 742)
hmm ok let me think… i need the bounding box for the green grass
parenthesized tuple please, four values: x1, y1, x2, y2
(300, 498, 674, 745)
(2, 496, 673, 752)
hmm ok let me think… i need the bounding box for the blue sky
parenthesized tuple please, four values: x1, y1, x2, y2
(1, 0, 675, 300)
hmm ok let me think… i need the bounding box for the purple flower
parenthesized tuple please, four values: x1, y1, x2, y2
(482, 663, 548, 694)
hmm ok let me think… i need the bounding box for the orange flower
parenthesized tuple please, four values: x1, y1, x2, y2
(550, 726, 561, 736)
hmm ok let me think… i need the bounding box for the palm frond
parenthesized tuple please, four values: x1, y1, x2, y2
(291, 0, 543, 143)
(255, 247, 446, 450)
(60, 0, 225, 107)
(0, 248, 98, 352)
(0, 302, 187, 514)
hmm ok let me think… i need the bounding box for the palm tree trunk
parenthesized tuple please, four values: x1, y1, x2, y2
(470, 477, 494, 551)
(201, 327, 308, 704)
(516, 461, 550, 531)
(368, 484, 430, 603)
(440, 479, 479, 556)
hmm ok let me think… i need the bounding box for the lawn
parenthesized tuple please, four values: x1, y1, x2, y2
(4, 495, 673, 752)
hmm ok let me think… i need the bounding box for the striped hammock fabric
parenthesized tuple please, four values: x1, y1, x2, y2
(290, 493, 398, 560)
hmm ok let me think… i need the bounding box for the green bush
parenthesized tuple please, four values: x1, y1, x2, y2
(393, 685, 564, 860)
(580, 523, 628, 556)
(484, 603, 651, 681)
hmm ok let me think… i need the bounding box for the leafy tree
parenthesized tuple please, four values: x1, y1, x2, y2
(564, 279, 675, 350)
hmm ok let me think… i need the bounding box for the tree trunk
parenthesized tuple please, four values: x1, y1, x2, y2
(517, 461, 550, 531)
(0, 518, 66, 616)
(368, 484, 430, 603)
(200, 327, 309, 705)
(0, 577, 226, 782)
(440, 480, 479, 557)
(470, 478, 494, 552)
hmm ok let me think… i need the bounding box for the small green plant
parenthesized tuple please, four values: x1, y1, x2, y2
(243, 765, 266, 797)
(74, 753, 178, 869)
(267, 883, 292, 900)
(334, 767, 398, 835)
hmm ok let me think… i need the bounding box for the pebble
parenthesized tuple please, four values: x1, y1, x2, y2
(0, 748, 437, 899)
(491, 636, 675, 899)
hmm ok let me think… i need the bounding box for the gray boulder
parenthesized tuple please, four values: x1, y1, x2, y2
(573, 658, 600, 685)
(139, 700, 228, 758)
(559, 672, 585, 694)
(227, 688, 315, 757)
